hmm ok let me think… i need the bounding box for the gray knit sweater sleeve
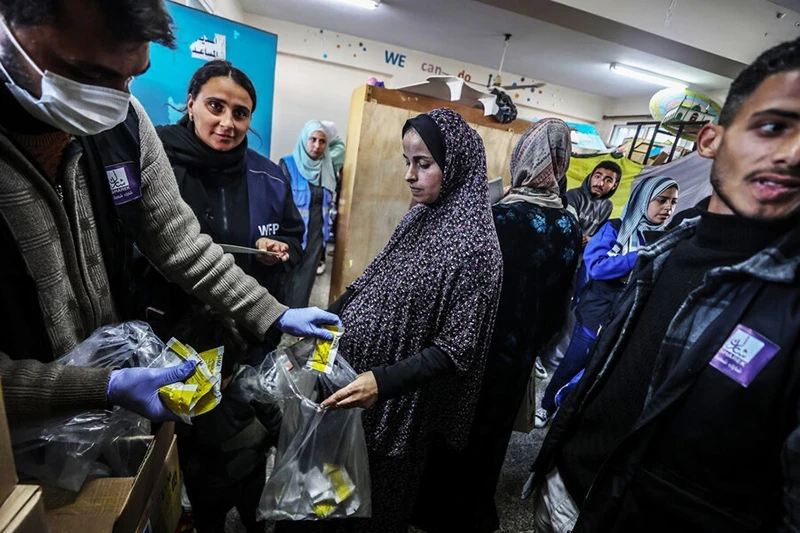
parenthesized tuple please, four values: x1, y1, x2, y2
(0, 354, 111, 423)
(130, 98, 287, 338)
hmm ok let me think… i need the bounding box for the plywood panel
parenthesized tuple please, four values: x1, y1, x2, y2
(330, 86, 367, 303)
(475, 124, 520, 186)
(330, 87, 528, 302)
(332, 101, 416, 301)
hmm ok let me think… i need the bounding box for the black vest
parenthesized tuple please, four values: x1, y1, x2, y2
(0, 109, 142, 362)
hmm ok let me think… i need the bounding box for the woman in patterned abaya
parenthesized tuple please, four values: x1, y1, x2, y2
(413, 119, 582, 533)
(318, 108, 503, 532)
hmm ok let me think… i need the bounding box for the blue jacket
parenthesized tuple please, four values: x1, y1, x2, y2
(245, 150, 304, 255)
(577, 220, 642, 331)
(584, 220, 641, 282)
(280, 155, 335, 249)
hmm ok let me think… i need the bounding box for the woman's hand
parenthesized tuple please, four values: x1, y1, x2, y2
(255, 238, 289, 266)
(320, 371, 378, 410)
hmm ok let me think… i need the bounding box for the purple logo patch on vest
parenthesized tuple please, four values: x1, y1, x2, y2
(709, 324, 780, 387)
(105, 162, 141, 205)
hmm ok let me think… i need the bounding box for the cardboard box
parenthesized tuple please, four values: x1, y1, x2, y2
(44, 422, 178, 533)
(138, 436, 181, 533)
(0, 485, 48, 533)
(0, 381, 18, 507)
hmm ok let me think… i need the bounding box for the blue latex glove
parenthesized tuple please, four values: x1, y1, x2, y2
(107, 360, 197, 422)
(276, 307, 342, 340)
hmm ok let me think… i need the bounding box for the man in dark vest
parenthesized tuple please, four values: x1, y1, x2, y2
(0, 0, 339, 423)
(527, 37, 800, 531)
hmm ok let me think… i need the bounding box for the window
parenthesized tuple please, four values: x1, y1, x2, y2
(609, 124, 656, 147)
(609, 122, 697, 162)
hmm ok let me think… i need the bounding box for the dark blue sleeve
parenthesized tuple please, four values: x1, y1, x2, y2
(584, 222, 638, 281)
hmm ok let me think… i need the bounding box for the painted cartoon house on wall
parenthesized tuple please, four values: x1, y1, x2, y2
(662, 95, 716, 125)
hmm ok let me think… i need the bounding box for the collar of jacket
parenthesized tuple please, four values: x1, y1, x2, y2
(638, 216, 800, 285)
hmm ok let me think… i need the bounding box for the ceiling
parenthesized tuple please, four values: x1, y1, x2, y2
(769, 0, 800, 12)
(239, 0, 736, 98)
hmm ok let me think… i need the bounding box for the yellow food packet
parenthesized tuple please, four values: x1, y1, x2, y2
(308, 326, 343, 374)
(165, 337, 194, 359)
(323, 464, 355, 504)
(198, 347, 223, 377)
(158, 339, 224, 418)
(158, 382, 198, 415)
(192, 380, 222, 416)
(166, 339, 214, 406)
(312, 501, 336, 518)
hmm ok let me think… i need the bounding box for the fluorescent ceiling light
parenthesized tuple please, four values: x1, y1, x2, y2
(332, 0, 380, 9)
(609, 62, 688, 89)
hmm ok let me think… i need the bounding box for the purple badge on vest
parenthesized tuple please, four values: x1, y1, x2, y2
(709, 324, 780, 387)
(105, 162, 141, 205)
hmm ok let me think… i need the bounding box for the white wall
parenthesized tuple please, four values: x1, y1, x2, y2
(551, 0, 800, 64)
(209, 0, 243, 22)
(216, 0, 738, 156)
(241, 12, 612, 158)
(270, 54, 393, 160)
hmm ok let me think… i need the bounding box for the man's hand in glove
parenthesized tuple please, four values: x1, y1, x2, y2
(107, 361, 197, 422)
(276, 308, 342, 340)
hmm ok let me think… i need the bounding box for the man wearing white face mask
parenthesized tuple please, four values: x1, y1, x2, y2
(0, 0, 340, 424)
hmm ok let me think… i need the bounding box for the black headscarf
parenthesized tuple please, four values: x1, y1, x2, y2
(403, 114, 446, 171)
(341, 108, 502, 456)
(156, 115, 248, 176)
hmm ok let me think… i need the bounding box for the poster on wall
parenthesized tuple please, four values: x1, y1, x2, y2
(131, 1, 277, 157)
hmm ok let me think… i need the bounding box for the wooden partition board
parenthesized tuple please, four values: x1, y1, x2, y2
(330, 85, 530, 302)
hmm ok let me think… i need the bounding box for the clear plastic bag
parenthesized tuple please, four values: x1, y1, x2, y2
(257, 337, 371, 521)
(56, 320, 166, 369)
(11, 321, 161, 491)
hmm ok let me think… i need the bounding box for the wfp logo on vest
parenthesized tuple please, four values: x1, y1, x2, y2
(258, 224, 280, 237)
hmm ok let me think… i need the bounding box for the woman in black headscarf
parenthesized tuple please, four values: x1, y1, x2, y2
(145, 61, 304, 340)
(309, 108, 503, 533)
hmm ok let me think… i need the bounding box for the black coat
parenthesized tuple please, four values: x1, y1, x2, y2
(531, 220, 800, 532)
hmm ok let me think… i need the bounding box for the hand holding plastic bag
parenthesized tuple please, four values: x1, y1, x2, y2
(257, 333, 372, 521)
(319, 371, 378, 410)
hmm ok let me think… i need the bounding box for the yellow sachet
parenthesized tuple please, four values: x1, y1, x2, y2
(193, 374, 221, 416)
(198, 347, 222, 374)
(166, 339, 214, 406)
(166, 338, 194, 359)
(158, 339, 224, 418)
(312, 501, 336, 518)
(308, 326, 343, 374)
(323, 464, 355, 504)
(158, 383, 198, 415)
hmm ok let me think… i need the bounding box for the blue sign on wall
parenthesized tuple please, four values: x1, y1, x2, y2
(131, 1, 277, 156)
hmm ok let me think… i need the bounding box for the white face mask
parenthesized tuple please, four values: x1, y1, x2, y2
(0, 17, 131, 136)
